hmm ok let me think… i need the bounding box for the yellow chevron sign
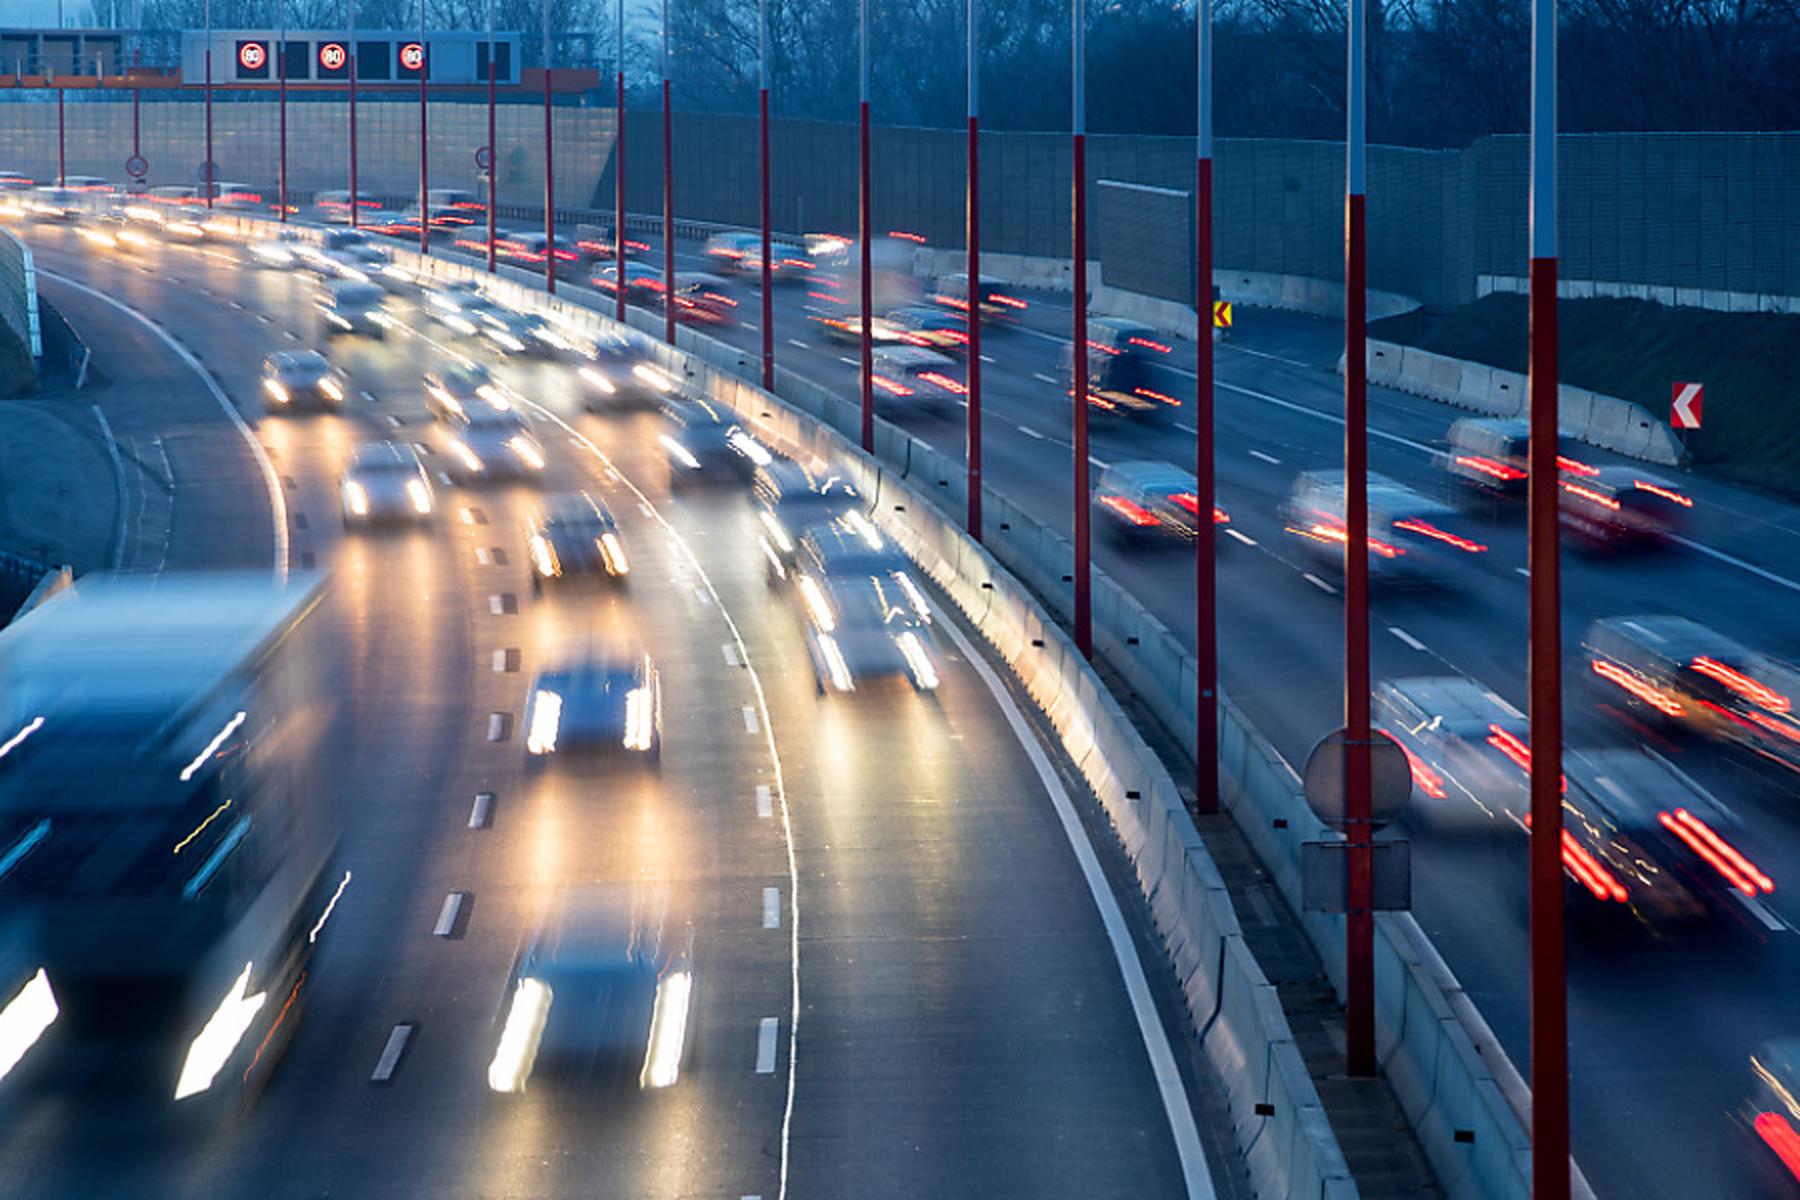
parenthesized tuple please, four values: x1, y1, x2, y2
(1212, 300, 1233, 329)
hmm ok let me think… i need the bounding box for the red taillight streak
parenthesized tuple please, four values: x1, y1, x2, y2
(1088, 340, 1121, 355)
(1133, 386, 1180, 407)
(1692, 656, 1790, 713)
(1591, 659, 1686, 716)
(935, 294, 971, 311)
(1558, 455, 1601, 477)
(1486, 723, 1567, 792)
(1393, 517, 1488, 553)
(1455, 454, 1526, 481)
(871, 375, 913, 397)
(1750, 711, 1800, 747)
(1636, 480, 1693, 508)
(1099, 495, 1160, 527)
(887, 230, 925, 243)
(1303, 522, 1403, 559)
(1562, 830, 1630, 902)
(989, 294, 1028, 309)
(1660, 808, 1773, 895)
(1126, 335, 1172, 353)
(1397, 743, 1448, 799)
(918, 372, 967, 396)
(1755, 1112, 1800, 1182)
(1562, 480, 1622, 510)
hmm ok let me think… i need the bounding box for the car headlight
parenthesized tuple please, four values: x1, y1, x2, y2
(639, 970, 692, 1089)
(896, 630, 940, 691)
(623, 683, 655, 750)
(174, 962, 267, 1100)
(491, 331, 526, 353)
(759, 510, 794, 554)
(508, 436, 546, 471)
(728, 429, 774, 466)
(319, 378, 344, 402)
(447, 439, 484, 473)
(895, 571, 932, 622)
(487, 977, 552, 1093)
(579, 365, 618, 394)
(475, 383, 511, 410)
(406, 478, 432, 514)
(0, 968, 58, 1084)
(632, 363, 674, 392)
(798, 575, 835, 631)
(659, 434, 702, 470)
(263, 378, 289, 404)
(600, 532, 630, 576)
(817, 633, 855, 692)
(344, 481, 370, 515)
(525, 689, 563, 755)
(529, 533, 559, 578)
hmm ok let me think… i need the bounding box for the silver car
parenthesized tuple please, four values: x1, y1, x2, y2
(341, 442, 435, 527)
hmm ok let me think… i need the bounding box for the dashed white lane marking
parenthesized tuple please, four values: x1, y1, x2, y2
(755, 1018, 779, 1073)
(433, 892, 466, 937)
(836, 355, 857, 366)
(370, 1024, 414, 1083)
(1225, 528, 1258, 547)
(487, 593, 504, 614)
(1389, 626, 1428, 652)
(359, 390, 377, 404)
(1031, 371, 1058, 385)
(1738, 893, 1787, 933)
(1090, 455, 1111, 470)
(283, 329, 299, 340)
(1303, 572, 1338, 594)
(486, 713, 507, 741)
(756, 784, 772, 819)
(722, 643, 741, 667)
(763, 887, 781, 929)
(491, 649, 508, 671)
(1515, 566, 1531, 578)
(475, 547, 492, 565)
(1174, 421, 1197, 435)
(979, 354, 996, 364)
(788, 338, 809, 350)
(1250, 449, 1282, 465)
(1018, 425, 1047, 441)
(384, 413, 403, 428)
(256, 313, 272, 324)
(469, 792, 494, 829)
(742, 706, 760, 734)
(460, 507, 476, 525)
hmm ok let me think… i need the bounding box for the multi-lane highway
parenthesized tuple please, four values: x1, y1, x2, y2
(2, 222, 1229, 1200)
(618, 230, 1800, 1199)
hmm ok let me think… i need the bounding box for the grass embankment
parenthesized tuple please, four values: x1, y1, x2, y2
(1370, 294, 1800, 497)
(0, 320, 32, 398)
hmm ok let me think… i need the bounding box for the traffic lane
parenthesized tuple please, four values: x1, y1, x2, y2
(556, 390, 1206, 1197)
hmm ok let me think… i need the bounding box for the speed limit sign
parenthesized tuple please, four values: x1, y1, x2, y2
(399, 42, 425, 72)
(126, 154, 148, 179)
(238, 42, 266, 71)
(475, 146, 493, 171)
(318, 42, 347, 72)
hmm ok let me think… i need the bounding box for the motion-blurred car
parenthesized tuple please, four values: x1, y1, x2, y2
(522, 648, 661, 761)
(25, 186, 80, 221)
(317, 279, 391, 338)
(929, 272, 1028, 323)
(246, 232, 305, 269)
(702, 231, 760, 268)
(1558, 464, 1691, 548)
(1438, 417, 1594, 504)
(1061, 317, 1181, 418)
(478, 306, 576, 358)
(658, 395, 766, 485)
(0, 170, 33, 192)
(423, 279, 502, 334)
(526, 493, 631, 588)
(1583, 615, 1800, 776)
(753, 460, 861, 581)
(261, 350, 348, 412)
(797, 571, 941, 694)
(668, 273, 738, 326)
(704, 231, 810, 280)
(314, 189, 384, 223)
(424, 360, 514, 422)
(486, 884, 692, 1093)
(1744, 1041, 1800, 1191)
(203, 181, 264, 212)
(793, 511, 933, 624)
(578, 331, 669, 408)
(1374, 676, 1531, 827)
(340, 442, 434, 527)
(869, 346, 967, 413)
(592, 262, 666, 305)
(75, 210, 153, 252)
(437, 405, 547, 482)
(1281, 469, 1488, 583)
(814, 307, 914, 346)
(497, 231, 583, 278)
(1093, 461, 1229, 543)
(883, 304, 970, 355)
(574, 223, 649, 261)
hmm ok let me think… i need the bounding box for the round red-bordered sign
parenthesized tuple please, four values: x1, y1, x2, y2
(239, 42, 267, 71)
(399, 42, 425, 71)
(318, 42, 347, 72)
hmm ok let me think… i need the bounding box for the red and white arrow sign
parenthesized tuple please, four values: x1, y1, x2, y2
(1671, 381, 1703, 430)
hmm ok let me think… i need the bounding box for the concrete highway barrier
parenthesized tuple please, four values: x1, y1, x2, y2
(0, 227, 43, 377)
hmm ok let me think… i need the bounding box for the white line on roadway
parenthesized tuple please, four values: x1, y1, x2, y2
(1174, 421, 1197, 435)
(475, 547, 492, 565)
(1249, 449, 1282, 465)
(1515, 566, 1531, 578)
(370, 1024, 414, 1084)
(39, 269, 290, 580)
(722, 643, 740, 667)
(486, 713, 506, 741)
(1671, 535, 1800, 595)
(433, 892, 466, 937)
(1018, 425, 1047, 441)
(1303, 572, 1338, 594)
(1031, 371, 1058, 385)
(91, 406, 129, 570)
(1225, 528, 1257, 547)
(1388, 626, 1428, 652)
(836, 355, 857, 366)
(486, 592, 504, 613)
(763, 887, 781, 929)
(469, 793, 493, 829)
(695, 586, 713, 607)
(742, 705, 761, 734)
(788, 338, 809, 350)
(491, 649, 507, 672)
(459, 507, 475, 525)
(756, 784, 773, 819)
(929, 602, 1217, 1200)
(755, 1018, 779, 1073)
(979, 354, 996, 364)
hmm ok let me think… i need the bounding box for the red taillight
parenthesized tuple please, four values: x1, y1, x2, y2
(871, 375, 913, 397)
(1562, 830, 1630, 902)
(1455, 454, 1527, 482)
(1300, 522, 1403, 559)
(1591, 659, 1686, 716)
(989, 293, 1028, 310)
(918, 371, 967, 396)
(934, 293, 971, 311)
(1394, 517, 1487, 553)
(1660, 807, 1773, 895)
(1692, 656, 1790, 713)
(887, 229, 925, 243)
(1750, 711, 1800, 747)
(1397, 743, 1448, 800)
(1485, 724, 1566, 791)
(1088, 339, 1121, 356)
(1126, 335, 1172, 353)
(1755, 1112, 1800, 1182)
(1636, 480, 1693, 508)
(1561, 480, 1622, 510)
(554, 249, 578, 261)
(1132, 386, 1181, 407)
(1099, 495, 1160, 527)
(710, 247, 745, 260)
(1558, 455, 1601, 477)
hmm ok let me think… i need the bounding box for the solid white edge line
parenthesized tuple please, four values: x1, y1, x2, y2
(41, 269, 288, 579)
(90, 404, 130, 570)
(1671, 534, 1800, 595)
(1388, 626, 1428, 652)
(514, 393, 802, 1200)
(930, 600, 1216, 1200)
